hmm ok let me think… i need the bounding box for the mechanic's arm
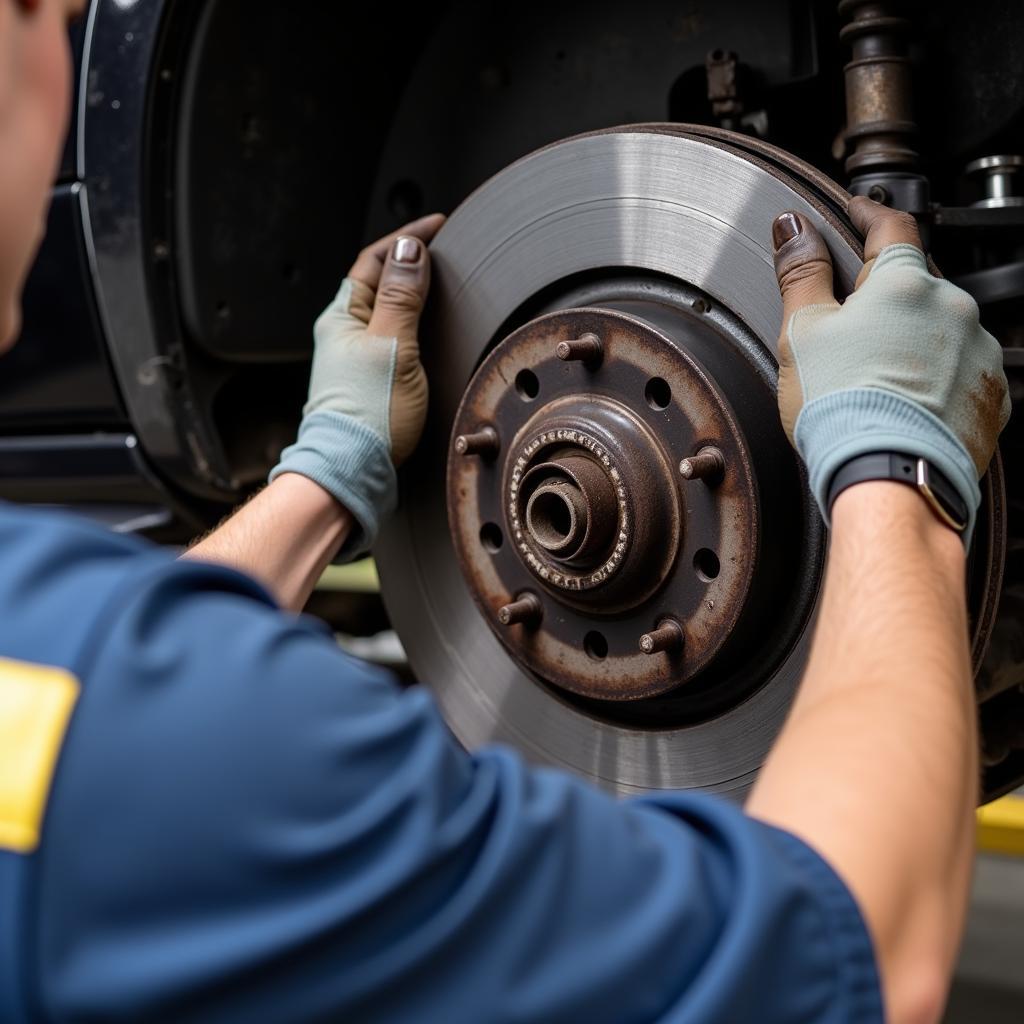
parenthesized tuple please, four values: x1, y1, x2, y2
(184, 213, 445, 611)
(41, 205, 915, 1024)
(747, 198, 1010, 1023)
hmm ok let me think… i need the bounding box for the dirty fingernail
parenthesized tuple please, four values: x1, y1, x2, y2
(393, 236, 421, 264)
(772, 212, 801, 251)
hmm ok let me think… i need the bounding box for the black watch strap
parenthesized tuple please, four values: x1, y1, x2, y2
(827, 452, 969, 533)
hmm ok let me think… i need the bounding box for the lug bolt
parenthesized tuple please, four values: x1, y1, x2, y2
(556, 333, 603, 365)
(498, 593, 543, 627)
(867, 183, 890, 206)
(639, 619, 684, 656)
(455, 425, 500, 458)
(679, 446, 725, 484)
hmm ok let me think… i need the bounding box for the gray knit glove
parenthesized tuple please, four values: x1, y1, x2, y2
(271, 215, 444, 559)
(771, 199, 1009, 545)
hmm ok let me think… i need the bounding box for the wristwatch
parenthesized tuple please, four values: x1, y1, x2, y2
(826, 452, 969, 533)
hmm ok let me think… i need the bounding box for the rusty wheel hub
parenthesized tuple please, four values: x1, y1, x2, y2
(376, 126, 1005, 798)
(448, 303, 769, 702)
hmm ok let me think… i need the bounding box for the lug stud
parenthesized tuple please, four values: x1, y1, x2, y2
(679, 446, 725, 484)
(556, 333, 603, 365)
(639, 619, 684, 656)
(455, 425, 500, 458)
(498, 593, 543, 628)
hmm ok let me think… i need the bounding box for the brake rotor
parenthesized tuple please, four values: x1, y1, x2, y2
(376, 125, 1005, 798)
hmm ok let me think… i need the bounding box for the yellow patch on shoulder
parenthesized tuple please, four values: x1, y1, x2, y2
(0, 658, 79, 853)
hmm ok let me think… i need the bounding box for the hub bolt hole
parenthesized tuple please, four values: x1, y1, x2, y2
(584, 631, 609, 660)
(645, 376, 672, 411)
(694, 548, 721, 581)
(516, 369, 540, 401)
(480, 522, 503, 552)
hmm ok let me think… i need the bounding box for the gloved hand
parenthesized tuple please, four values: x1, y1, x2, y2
(270, 213, 446, 559)
(771, 197, 1010, 545)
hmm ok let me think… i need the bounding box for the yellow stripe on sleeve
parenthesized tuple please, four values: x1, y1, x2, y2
(0, 658, 80, 854)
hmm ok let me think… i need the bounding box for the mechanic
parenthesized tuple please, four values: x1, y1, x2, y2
(0, 1, 1011, 1022)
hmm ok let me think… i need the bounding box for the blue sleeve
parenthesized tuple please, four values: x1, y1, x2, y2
(35, 558, 883, 1024)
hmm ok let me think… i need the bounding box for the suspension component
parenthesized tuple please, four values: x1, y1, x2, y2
(967, 156, 1024, 209)
(840, 0, 917, 175)
(839, 0, 930, 216)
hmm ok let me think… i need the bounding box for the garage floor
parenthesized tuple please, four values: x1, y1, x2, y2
(945, 853, 1024, 1022)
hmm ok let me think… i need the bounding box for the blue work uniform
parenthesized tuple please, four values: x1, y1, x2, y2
(0, 502, 883, 1022)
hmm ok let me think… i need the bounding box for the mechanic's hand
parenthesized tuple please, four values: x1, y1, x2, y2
(270, 213, 446, 559)
(771, 197, 1010, 544)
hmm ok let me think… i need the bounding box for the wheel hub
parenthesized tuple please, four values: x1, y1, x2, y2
(447, 305, 767, 701)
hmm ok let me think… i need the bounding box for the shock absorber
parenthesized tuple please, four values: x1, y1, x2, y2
(839, 0, 930, 218)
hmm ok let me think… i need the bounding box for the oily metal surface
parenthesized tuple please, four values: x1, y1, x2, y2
(377, 128, 864, 797)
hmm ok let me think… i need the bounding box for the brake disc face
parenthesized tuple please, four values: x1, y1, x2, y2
(376, 126, 1005, 798)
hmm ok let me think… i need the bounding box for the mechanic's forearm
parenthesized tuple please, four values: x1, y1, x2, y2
(184, 472, 352, 612)
(747, 481, 975, 1018)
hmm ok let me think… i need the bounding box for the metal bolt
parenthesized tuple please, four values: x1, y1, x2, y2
(867, 183, 890, 205)
(556, 333, 603, 364)
(497, 593, 542, 627)
(639, 619, 684, 655)
(679, 446, 725, 483)
(455, 426, 499, 458)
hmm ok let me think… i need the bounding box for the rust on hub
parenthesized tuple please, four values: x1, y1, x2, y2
(498, 592, 543, 627)
(556, 333, 603, 364)
(525, 479, 587, 553)
(454, 425, 500, 458)
(446, 305, 761, 702)
(521, 453, 618, 564)
(640, 619, 685, 656)
(679, 446, 725, 483)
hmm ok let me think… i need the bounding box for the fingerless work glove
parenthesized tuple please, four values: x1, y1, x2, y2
(269, 220, 433, 563)
(269, 278, 397, 559)
(781, 243, 1010, 544)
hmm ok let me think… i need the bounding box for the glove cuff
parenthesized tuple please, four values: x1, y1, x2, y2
(794, 386, 981, 548)
(269, 411, 397, 562)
